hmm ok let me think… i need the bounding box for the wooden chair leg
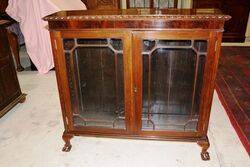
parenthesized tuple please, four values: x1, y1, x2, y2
(7, 30, 24, 72)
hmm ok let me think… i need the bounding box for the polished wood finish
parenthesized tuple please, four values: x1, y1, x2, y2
(81, 0, 120, 10)
(45, 9, 230, 30)
(45, 9, 229, 160)
(193, 0, 250, 42)
(0, 20, 26, 118)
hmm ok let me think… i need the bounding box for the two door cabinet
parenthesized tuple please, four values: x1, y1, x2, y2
(44, 9, 230, 160)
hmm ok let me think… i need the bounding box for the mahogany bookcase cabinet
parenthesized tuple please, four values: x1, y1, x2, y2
(44, 9, 230, 160)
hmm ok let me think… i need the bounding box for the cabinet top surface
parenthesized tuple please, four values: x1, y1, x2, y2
(44, 8, 231, 21)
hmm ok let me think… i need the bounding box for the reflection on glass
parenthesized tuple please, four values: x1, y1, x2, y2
(63, 38, 125, 129)
(142, 39, 207, 131)
(129, 0, 176, 8)
(130, 0, 150, 8)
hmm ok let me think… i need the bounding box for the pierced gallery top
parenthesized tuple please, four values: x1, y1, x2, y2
(44, 8, 230, 29)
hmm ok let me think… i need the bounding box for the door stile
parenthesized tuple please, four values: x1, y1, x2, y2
(50, 31, 74, 131)
(123, 31, 136, 133)
(197, 31, 223, 135)
(132, 32, 143, 133)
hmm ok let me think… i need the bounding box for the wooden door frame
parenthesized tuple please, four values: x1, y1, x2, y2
(50, 30, 135, 135)
(132, 30, 221, 138)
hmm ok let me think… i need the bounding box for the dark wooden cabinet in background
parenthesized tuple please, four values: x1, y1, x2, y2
(45, 9, 230, 160)
(0, 0, 8, 13)
(193, 0, 250, 42)
(0, 20, 26, 118)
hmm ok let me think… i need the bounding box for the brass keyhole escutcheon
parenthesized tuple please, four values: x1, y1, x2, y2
(134, 86, 137, 93)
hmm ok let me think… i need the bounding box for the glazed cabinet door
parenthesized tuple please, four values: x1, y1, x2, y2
(56, 31, 133, 134)
(133, 31, 211, 136)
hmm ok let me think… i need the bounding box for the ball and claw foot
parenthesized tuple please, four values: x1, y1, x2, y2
(201, 151, 210, 161)
(62, 132, 73, 152)
(197, 136, 210, 161)
(62, 143, 72, 152)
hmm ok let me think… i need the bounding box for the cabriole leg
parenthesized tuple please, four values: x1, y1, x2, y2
(197, 136, 210, 161)
(62, 132, 73, 152)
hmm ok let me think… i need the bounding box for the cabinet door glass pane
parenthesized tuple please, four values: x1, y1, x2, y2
(63, 38, 125, 129)
(141, 39, 207, 131)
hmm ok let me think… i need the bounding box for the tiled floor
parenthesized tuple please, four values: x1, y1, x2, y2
(0, 71, 249, 167)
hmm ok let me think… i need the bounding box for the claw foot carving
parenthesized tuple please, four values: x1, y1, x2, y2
(62, 143, 72, 152)
(62, 132, 73, 152)
(197, 136, 210, 161)
(201, 151, 210, 161)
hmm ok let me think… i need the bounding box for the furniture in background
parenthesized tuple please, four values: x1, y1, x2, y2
(6, 0, 86, 74)
(45, 8, 230, 160)
(0, 0, 8, 13)
(127, 0, 177, 8)
(193, 0, 250, 42)
(0, 19, 26, 118)
(81, 0, 120, 10)
(0, 0, 24, 72)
